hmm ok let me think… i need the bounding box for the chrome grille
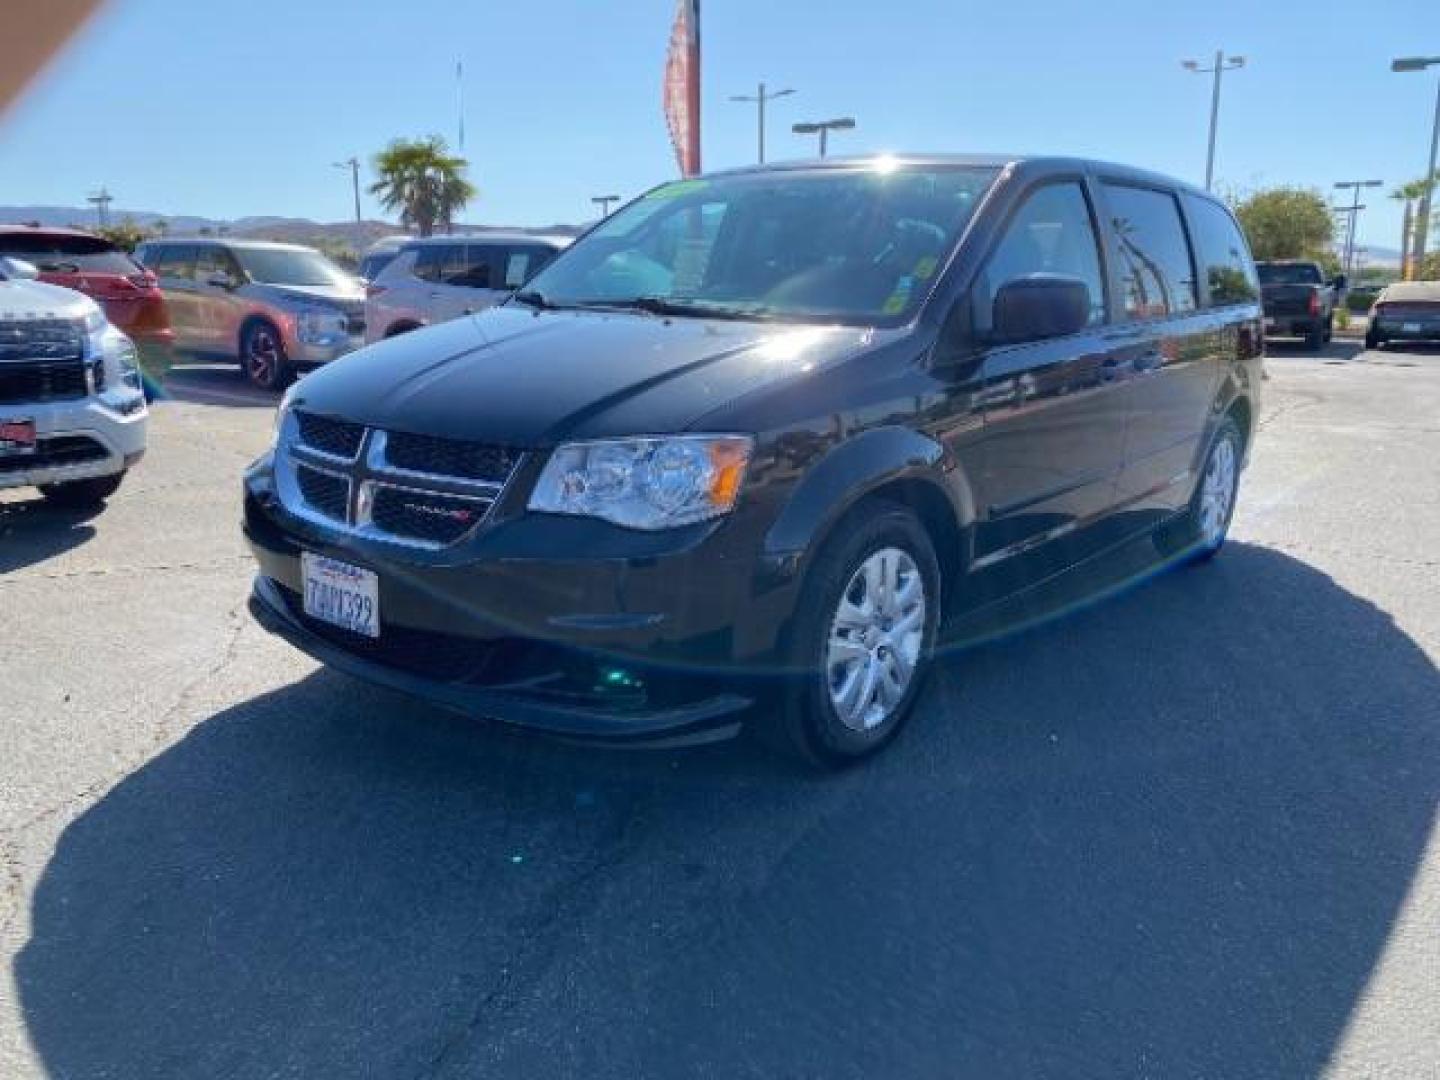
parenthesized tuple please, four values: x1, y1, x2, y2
(279, 415, 519, 549)
(0, 318, 90, 405)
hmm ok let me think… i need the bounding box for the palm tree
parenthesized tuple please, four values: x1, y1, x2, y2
(368, 136, 477, 237)
(1391, 175, 1437, 276)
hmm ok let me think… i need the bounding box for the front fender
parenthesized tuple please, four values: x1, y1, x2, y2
(759, 425, 975, 583)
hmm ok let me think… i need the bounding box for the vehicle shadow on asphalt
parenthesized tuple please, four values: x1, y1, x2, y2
(0, 498, 99, 574)
(14, 543, 1440, 1078)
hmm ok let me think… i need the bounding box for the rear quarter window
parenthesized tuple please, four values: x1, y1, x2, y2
(1184, 195, 1259, 306)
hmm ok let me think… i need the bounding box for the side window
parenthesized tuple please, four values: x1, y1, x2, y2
(451, 244, 495, 289)
(162, 245, 197, 281)
(413, 243, 463, 284)
(194, 245, 222, 280)
(973, 181, 1107, 335)
(1101, 183, 1199, 319)
(1184, 195, 1259, 306)
(499, 245, 555, 289)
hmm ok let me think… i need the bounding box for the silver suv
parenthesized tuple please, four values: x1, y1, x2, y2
(0, 257, 148, 508)
(364, 233, 569, 343)
(134, 239, 365, 390)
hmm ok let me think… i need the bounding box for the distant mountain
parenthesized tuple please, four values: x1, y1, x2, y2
(0, 206, 584, 253)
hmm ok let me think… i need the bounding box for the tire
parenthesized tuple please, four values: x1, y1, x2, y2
(1304, 320, 1325, 350)
(241, 320, 294, 391)
(1154, 416, 1243, 564)
(761, 500, 942, 768)
(1323, 316, 1334, 343)
(386, 322, 422, 338)
(1365, 329, 1383, 350)
(39, 471, 124, 508)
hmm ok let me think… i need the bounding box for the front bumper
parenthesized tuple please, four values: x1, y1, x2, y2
(242, 462, 789, 744)
(0, 391, 147, 490)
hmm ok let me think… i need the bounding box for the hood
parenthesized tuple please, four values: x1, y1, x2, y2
(0, 279, 99, 321)
(250, 282, 364, 309)
(289, 304, 882, 446)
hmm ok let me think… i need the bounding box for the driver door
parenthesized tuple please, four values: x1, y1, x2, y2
(966, 179, 1133, 571)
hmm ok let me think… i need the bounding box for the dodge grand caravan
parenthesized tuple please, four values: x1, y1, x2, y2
(244, 155, 1263, 766)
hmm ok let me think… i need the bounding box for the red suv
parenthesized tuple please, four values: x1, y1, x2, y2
(0, 225, 173, 349)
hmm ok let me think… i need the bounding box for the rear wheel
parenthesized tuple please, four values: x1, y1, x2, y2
(1155, 416, 1243, 564)
(1304, 320, 1325, 350)
(1365, 328, 1384, 350)
(1323, 315, 1334, 343)
(241, 321, 293, 391)
(762, 501, 941, 768)
(39, 471, 125, 509)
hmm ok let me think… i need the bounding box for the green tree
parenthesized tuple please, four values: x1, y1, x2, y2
(368, 136, 476, 237)
(91, 216, 159, 252)
(1232, 187, 1335, 262)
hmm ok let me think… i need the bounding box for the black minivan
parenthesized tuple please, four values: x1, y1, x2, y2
(244, 155, 1263, 766)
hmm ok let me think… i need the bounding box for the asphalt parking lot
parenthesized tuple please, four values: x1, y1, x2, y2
(2, 343, 1438, 1079)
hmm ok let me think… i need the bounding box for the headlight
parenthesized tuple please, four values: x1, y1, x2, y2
(108, 333, 143, 390)
(296, 307, 348, 343)
(528, 435, 753, 530)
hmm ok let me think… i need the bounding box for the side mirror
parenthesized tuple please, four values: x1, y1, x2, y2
(992, 274, 1091, 345)
(0, 256, 41, 281)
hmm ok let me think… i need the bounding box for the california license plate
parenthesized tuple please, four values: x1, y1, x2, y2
(0, 419, 37, 455)
(1263, 317, 1275, 330)
(1402, 322, 1422, 333)
(302, 553, 379, 638)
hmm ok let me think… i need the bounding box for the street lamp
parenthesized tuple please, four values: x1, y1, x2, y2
(591, 194, 621, 218)
(792, 117, 855, 158)
(729, 82, 795, 164)
(1391, 56, 1440, 276)
(332, 158, 361, 225)
(1333, 180, 1383, 278)
(1182, 51, 1245, 191)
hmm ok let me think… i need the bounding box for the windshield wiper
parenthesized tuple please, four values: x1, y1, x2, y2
(571, 296, 776, 321)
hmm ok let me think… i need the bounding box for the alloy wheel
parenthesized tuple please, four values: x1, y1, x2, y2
(826, 547, 927, 732)
(1198, 434, 1238, 548)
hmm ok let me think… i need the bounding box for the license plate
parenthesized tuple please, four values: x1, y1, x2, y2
(0, 419, 37, 455)
(302, 553, 379, 638)
(1403, 322, 1422, 333)
(1263, 317, 1275, 330)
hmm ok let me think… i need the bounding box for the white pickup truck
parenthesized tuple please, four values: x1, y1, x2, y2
(0, 256, 148, 507)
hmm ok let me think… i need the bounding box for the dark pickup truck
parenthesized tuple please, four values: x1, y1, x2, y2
(1257, 260, 1344, 348)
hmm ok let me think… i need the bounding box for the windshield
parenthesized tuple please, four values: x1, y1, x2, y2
(0, 235, 139, 275)
(520, 165, 998, 324)
(233, 247, 352, 287)
(1257, 263, 1322, 285)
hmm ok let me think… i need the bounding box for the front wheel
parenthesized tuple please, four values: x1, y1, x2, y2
(241, 321, 294, 391)
(1155, 416, 1243, 564)
(763, 501, 941, 768)
(39, 471, 125, 509)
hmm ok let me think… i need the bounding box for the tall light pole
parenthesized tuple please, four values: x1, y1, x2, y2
(1334, 180, 1382, 278)
(729, 82, 795, 164)
(1392, 56, 1440, 276)
(333, 158, 361, 225)
(1182, 51, 1245, 191)
(86, 186, 113, 229)
(591, 194, 621, 218)
(792, 117, 855, 158)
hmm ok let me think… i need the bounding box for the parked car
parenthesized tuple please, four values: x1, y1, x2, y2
(1256, 260, 1341, 348)
(245, 154, 1262, 766)
(357, 236, 411, 284)
(1365, 280, 1440, 349)
(0, 256, 148, 507)
(0, 225, 173, 353)
(133, 238, 365, 390)
(364, 233, 570, 343)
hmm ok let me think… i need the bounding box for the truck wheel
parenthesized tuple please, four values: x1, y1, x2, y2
(762, 500, 941, 768)
(1365, 328, 1384, 350)
(1304, 321, 1325, 350)
(241, 321, 294, 391)
(1323, 316, 1334, 343)
(39, 471, 125, 508)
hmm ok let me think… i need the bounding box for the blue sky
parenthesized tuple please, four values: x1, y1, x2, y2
(0, 0, 1434, 255)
